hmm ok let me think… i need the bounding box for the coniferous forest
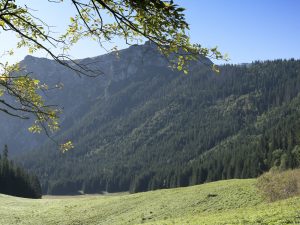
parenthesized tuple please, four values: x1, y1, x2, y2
(0, 145, 41, 198)
(15, 57, 300, 195)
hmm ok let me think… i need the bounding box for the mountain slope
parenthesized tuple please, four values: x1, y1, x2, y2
(0, 178, 299, 225)
(3, 43, 300, 194)
(1, 42, 187, 154)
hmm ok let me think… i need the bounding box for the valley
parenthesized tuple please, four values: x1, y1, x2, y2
(1, 1, 300, 224)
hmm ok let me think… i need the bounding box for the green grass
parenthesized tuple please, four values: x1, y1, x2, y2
(0, 179, 300, 225)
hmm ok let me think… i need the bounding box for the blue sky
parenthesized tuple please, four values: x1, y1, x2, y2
(1, 0, 300, 64)
(178, 0, 300, 64)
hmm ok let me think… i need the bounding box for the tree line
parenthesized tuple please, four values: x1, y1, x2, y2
(0, 145, 41, 198)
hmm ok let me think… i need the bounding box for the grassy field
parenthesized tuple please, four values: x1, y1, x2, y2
(0, 179, 300, 225)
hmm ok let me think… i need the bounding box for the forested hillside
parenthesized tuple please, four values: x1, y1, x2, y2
(0, 145, 41, 198)
(7, 43, 300, 195)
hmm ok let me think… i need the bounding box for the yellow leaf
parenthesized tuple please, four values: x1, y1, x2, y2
(60, 141, 74, 153)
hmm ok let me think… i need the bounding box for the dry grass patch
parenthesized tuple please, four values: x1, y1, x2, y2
(257, 169, 300, 202)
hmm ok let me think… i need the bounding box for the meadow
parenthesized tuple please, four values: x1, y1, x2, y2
(1, 178, 300, 225)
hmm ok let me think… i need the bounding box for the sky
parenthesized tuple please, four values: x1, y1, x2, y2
(178, 0, 300, 64)
(1, 0, 300, 64)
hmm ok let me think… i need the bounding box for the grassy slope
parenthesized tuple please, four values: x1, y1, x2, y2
(0, 179, 299, 225)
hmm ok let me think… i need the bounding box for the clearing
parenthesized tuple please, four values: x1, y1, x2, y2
(0, 179, 299, 224)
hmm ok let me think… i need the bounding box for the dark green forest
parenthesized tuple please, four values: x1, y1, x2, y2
(19, 58, 300, 195)
(0, 145, 41, 198)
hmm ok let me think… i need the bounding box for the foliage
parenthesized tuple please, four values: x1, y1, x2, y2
(257, 169, 300, 202)
(0, 178, 300, 224)
(0, 145, 42, 198)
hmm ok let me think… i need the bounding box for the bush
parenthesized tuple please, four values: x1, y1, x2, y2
(257, 169, 300, 202)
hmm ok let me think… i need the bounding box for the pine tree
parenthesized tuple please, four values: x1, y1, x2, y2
(0, 145, 42, 198)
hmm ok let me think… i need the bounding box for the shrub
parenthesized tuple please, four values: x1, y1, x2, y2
(257, 169, 300, 202)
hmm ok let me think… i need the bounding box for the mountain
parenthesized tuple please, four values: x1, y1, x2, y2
(0, 42, 168, 153)
(2, 43, 300, 194)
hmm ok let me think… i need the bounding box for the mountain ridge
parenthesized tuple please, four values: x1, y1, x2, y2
(1, 44, 300, 194)
(1, 42, 189, 153)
